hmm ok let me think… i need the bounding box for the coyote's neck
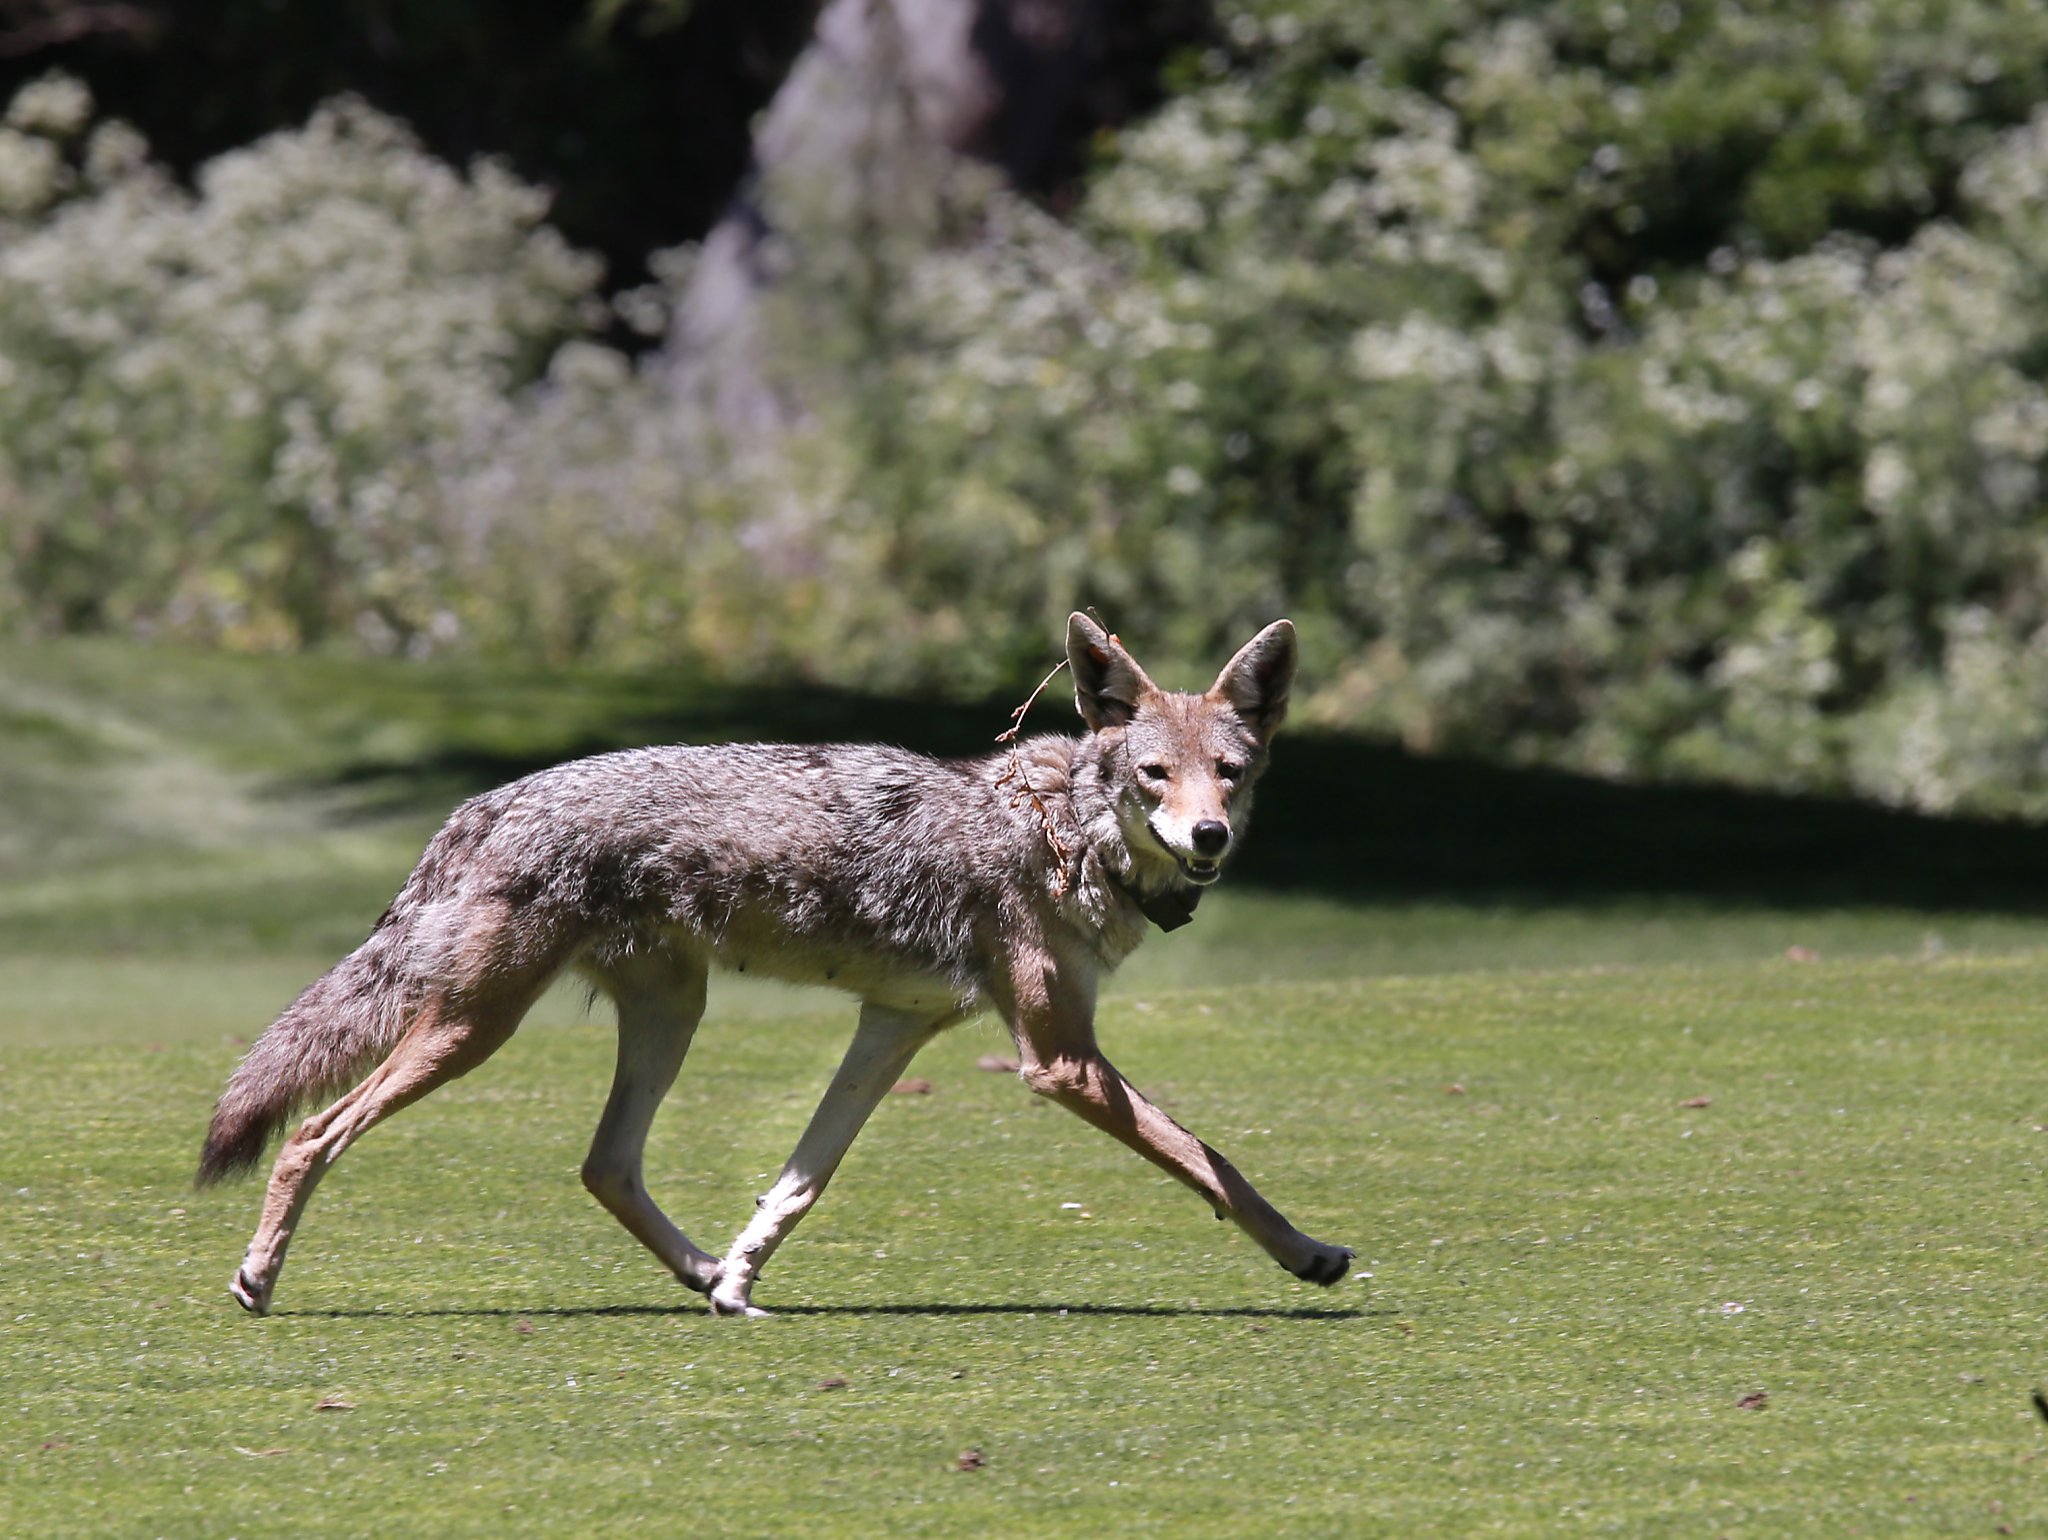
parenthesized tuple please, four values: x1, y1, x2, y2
(999, 732, 1195, 953)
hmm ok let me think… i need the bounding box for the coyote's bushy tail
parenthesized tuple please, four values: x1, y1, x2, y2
(195, 931, 414, 1186)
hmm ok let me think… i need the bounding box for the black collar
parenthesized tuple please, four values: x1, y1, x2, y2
(1107, 869, 1202, 932)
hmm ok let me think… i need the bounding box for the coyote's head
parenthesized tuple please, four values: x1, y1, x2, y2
(1066, 612, 1295, 892)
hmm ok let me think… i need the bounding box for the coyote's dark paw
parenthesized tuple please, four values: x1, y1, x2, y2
(1289, 1245, 1355, 1287)
(229, 1267, 272, 1316)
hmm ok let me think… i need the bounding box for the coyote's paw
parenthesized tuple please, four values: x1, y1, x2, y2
(229, 1267, 273, 1316)
(1288, 1244, 1355, 1287)
(708, 1289, 772, 1320)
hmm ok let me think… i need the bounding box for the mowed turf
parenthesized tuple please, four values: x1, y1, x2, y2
(7, 958, 2048, 1535)
(6, 639, 2048, 1535)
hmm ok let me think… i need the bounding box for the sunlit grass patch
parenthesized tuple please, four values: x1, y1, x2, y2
(5, 958, 2048, 1535)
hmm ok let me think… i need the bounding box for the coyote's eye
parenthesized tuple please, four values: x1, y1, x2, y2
(1217, 760, 1244, 782)
(1140, 763, 1171, 783)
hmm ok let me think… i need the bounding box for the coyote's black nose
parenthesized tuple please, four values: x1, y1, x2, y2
(1191, 820, 1231, 857)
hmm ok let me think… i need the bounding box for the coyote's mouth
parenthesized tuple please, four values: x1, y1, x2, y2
(1137, 816, 1225, 887)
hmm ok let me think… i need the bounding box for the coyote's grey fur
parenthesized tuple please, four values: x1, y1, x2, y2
(198, 614, 1354, 1316)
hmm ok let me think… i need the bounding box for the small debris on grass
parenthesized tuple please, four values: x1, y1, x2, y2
(889, 1077, 933, 1096)
(977, 1053, 1020, 1073)
(314, 1395, 355, 1412)
(1680, 1095, 1713, 1109)
(1736, 1391, 1769, 1410)
(817, 1376, 847, 1391)
(956, 1447, 986, 1472)
(514, 1318, 535, 1336)
(1444, 1083, 1467, 1095)
(1785, 945, 1819, 963)
(233, 1446, 289, 1458)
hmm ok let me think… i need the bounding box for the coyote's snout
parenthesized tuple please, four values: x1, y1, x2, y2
(199, 614, 1354, 1316)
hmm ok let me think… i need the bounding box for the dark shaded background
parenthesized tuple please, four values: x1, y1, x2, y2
(1, 0, 1204, 289)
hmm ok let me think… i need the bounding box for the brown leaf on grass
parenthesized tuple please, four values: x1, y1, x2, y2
(1444, 1083, 1467, 1095)
(956, 1447, 986, 1472)
(977, 1053, 1021, 1074)
(817, 1376, 848, 1391)
(1681, 1095, 1713, 1109)
(314, 1396, 355, 1412)
(890, 1077, 933, 1096)
(1785, 945, 1819, 963)
(1736, 1392, 1769, 1410)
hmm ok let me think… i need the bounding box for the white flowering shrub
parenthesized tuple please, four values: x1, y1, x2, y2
(838, 0, 2048, 815)
(426, 0, 2048, 814)
(0, 80, 601, 649)
(16, 0, 2048, 820)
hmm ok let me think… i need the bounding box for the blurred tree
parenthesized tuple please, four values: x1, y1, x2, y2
(669, 0, 1208, 427)
(0, 0, 1205, 299)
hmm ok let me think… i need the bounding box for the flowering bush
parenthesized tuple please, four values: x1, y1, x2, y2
(0, 81, 600, 650)
(853, 0, 2048, 815)
(16, 0, 2048, 820)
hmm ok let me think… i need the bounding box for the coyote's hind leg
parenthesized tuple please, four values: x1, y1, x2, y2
(580, 954, 722, 1294)
(231, 985, 536, 1315)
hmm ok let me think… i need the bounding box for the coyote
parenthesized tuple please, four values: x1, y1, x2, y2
(198, 614, 1354, 1316)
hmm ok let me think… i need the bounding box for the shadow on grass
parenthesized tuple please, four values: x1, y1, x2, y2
(283, 1300, 1369, 1321)
(310, 678, 2048, 915)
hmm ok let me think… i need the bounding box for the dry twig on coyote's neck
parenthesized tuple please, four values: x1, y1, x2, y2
(992, 657, 1073, 897)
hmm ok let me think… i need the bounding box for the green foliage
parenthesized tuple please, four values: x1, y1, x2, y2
(0, 88, 599, 651)
(13, 0, 2048, 813)
(863, 0, 2048, 814)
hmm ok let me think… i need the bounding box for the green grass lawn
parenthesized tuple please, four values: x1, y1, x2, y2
(5, 640, 2048, 1535)
(9, 960, 2048, 1536)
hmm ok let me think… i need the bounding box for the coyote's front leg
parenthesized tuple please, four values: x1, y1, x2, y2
(708, 1002, 950, 1317)
(999, 947, 1353, 1286)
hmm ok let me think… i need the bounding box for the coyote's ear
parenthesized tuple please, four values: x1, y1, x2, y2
(1066, 612, 1158, 731)
(1208, 619, 1296, 743)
